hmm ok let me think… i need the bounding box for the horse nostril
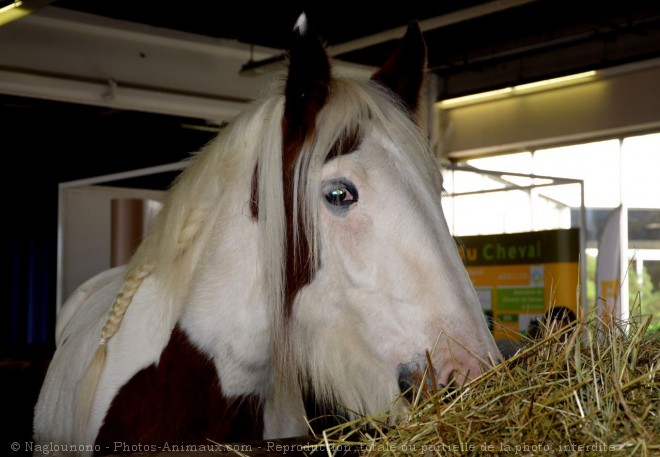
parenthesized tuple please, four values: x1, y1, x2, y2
(397, 356, 453, 403)
(442, 369, 458, 391)
(397, 362, 424, 403)
(397, 376, 415, 403)
(397, 355, 429, 402)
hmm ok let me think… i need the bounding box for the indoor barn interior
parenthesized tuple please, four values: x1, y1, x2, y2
(2, 1, 659, 456)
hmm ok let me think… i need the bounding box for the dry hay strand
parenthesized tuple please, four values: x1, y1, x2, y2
(315, 312, 660, 457)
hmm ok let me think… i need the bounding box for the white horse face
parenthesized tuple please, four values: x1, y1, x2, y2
(278, 16, 499, 417)
(292, 129, 499, 414)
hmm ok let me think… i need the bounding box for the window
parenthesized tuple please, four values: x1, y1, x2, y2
(445, 132, 660, 324)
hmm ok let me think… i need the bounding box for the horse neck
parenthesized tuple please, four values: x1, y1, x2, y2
(176, 203, 274, 399)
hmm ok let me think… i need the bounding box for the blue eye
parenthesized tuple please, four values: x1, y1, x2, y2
(322, 179, 358, 210)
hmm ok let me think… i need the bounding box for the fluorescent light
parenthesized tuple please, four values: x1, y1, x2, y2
(0, 0, 31, 26)
(513, 71, 597, 92)
(437, 70, 597, 109)
(0, 1, 23, 14)
(438, 87, 513, 108)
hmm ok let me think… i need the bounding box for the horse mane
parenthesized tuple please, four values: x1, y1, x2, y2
(78, 73, 443, 434)
(127, 93, 285, 320)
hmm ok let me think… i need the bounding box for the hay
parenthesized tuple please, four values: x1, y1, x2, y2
(317, 312, 660, 456)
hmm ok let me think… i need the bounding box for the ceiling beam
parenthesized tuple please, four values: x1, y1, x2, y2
(240, 0, 539, 74)
(328, 0, 539, 57)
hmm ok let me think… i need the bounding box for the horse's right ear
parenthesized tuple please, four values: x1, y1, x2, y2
(283, 13, 331, 149)
(371, 21, 427, 116)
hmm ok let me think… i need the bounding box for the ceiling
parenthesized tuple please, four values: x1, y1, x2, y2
(1, 0, 660, 186)
(47, 0, 660, 98)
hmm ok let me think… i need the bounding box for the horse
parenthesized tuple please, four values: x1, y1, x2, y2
(33, 14, 500, 456)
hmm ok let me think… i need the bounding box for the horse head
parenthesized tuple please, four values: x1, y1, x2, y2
(266, 14, 500, 425)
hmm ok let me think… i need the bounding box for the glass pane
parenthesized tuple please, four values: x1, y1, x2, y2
(622, 133, 660, 209)
(533, 140, 620, 208)
(468, 152, 533, 186)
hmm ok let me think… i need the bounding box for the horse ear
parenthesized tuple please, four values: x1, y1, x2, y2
(283, 13, 331, 147)
(371, 21, 427, 116)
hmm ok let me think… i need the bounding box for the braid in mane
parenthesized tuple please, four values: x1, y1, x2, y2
(174, 207, 206, 256)
(99, 263, 154, 343)
(71, 100, 256, 441)
(75, 202, 207, 442)
(75, 262, 153, 443)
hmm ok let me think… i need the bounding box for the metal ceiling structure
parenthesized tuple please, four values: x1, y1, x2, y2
(1, 0, 659, 100)
(41, 0, 660, 98)
(1, 0, 659, 179)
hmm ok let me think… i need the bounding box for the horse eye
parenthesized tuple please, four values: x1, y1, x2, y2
(326, 187, 350, 205)
(322, 179, 358, 209)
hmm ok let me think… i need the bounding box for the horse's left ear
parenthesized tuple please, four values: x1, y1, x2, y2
(371, 21, 427, 116)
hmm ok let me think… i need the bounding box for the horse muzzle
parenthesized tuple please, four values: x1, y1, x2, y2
(396, 352, 478, 402)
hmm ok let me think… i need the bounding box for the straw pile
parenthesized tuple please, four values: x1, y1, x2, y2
(318, 312, 659, 456)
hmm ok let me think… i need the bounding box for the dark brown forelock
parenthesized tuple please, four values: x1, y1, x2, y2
(249, 126, 363, 219)
(281, 118, 365, 316)
(249, 127, 363, 321)
(250, 19, 370, 321)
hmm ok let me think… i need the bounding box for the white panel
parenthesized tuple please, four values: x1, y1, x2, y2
(0, 7, 374, 122)
(440, 60, 660, 158)
(60, 186, 165, 309)
(0, 7, 277, 121)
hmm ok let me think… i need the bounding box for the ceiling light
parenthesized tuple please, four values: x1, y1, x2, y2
(437, 70, 597, 109)
(513, 71, 597, 92)
(0, 1, 28, 24)
(0, 0, 22, 13)
(437, 88, 513, 108)
(0, 0, 55, 27)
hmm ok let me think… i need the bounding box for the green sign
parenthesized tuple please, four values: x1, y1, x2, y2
(497, 287, 545, 311)
(456, 228, 580, 266)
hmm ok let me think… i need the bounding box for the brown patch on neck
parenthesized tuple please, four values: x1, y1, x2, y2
(95, 326, 263, 455)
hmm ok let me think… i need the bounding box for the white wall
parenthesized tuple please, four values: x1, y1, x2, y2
(59, 185, 164, 310)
